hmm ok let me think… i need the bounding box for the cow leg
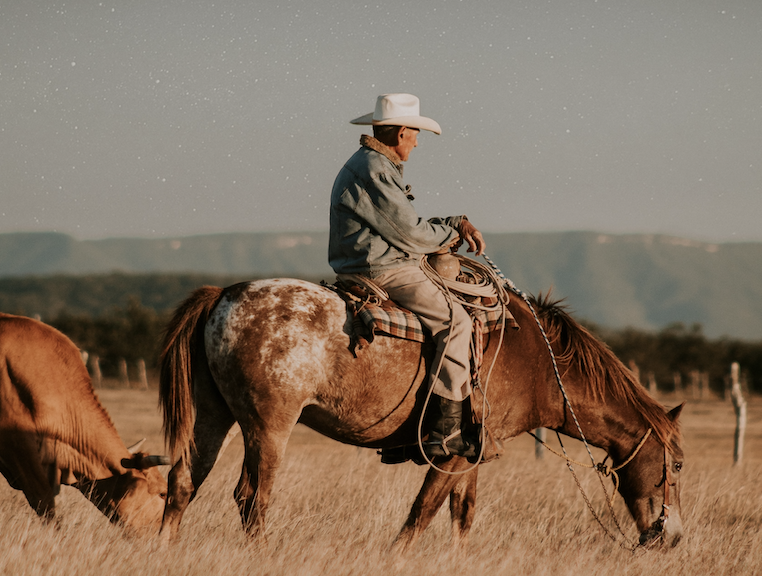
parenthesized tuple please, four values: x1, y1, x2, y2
(0, 434, 59, 522)
(21, 475, 57, 522)
(449, 467, 478, 549)
(160, 378, 235, 543)
(2, 443, 58, 523)
(392, 457, 475, 553)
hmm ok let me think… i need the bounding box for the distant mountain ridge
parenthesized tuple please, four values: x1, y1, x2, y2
(0, 231, 760, 340)
(0, 231, 331, 278)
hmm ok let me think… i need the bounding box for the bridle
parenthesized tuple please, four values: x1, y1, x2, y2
(607, 436, 679, 548)
(532, 427, 678, 549)
(639, 443, 678, 546)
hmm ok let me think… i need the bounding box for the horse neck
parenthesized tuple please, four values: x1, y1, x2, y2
(503, 296, 659, 463)
(551, 377, 653, 463)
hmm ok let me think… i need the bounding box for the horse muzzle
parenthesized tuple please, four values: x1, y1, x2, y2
(639, 508, 683, 548)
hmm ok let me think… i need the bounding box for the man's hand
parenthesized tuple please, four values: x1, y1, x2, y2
(435, 236, 460, 254)
(457, 218, 486, 256)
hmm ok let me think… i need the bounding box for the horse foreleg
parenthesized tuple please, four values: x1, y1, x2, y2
(449, 467, 478, 550)
(392, 457, 474, 553)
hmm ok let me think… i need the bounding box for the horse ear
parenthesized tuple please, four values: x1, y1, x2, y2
(667, 402, 685, 422)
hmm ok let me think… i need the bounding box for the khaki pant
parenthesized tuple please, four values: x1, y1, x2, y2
(369, 264, 472, 402)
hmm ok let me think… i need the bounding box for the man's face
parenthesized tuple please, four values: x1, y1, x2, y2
(396, 127, 419, 162)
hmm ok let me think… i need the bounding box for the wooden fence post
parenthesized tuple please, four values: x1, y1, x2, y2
(534, 428, 546, 460)
(90, 355, 102, 388)
(137, 359, 149, 390)
(730, 362, 747, 466)
(690, 370, 700, 400)
(118, 358, 130, 388)
(647, 372, 657, 396)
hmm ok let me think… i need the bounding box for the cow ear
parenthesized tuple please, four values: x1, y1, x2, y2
(667, 402, 685, 422)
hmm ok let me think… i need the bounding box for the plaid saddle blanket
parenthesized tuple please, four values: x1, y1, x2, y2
(356, 301, 514, 343)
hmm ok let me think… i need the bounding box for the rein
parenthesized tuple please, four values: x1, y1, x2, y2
(481, 253, 672, 551)
(529, 428, 652, 508)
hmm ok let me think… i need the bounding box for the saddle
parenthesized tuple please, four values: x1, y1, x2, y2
(323, 255, 519, 354)
(322, 255, 519, 465)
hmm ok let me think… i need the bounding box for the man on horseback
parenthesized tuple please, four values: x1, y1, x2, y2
(329, 93, 487, 459)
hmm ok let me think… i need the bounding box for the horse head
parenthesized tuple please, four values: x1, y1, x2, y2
(615, 404, 684, 548)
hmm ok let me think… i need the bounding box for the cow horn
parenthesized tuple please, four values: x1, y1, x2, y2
(126, 438, 147, 454)
(142, 455, 172, 467)
(121, 454, 172, 469)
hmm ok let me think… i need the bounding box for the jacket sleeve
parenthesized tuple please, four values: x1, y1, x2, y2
(349, 170, 461, 254)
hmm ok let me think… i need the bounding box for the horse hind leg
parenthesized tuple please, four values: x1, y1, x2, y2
(233, 407, 301, 540)
(160, 376, 236, 543)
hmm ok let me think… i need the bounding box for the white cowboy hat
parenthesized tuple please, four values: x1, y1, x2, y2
(350, 93, 442, 135)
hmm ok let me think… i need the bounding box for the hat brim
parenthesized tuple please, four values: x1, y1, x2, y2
(350, 112, 442, 135)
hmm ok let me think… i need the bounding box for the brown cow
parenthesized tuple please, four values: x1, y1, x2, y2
(0, 312, 168, 529)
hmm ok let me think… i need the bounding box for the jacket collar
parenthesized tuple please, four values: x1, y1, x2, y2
(360, 135, 403, 172)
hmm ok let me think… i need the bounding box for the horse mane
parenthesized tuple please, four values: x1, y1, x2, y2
(530, 293, 682, 452)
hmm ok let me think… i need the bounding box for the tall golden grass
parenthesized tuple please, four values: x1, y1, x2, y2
(1, 390, 760, 576)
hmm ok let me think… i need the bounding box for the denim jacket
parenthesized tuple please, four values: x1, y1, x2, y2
(329, 135, 463, 276)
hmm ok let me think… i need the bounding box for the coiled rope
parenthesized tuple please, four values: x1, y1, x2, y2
(416, 254, 510, 474)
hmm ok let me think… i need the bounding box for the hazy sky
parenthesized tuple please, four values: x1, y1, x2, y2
(2, 1, 760, 242)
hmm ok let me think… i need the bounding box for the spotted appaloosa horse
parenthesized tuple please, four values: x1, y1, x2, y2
(158, 278, 684, 549)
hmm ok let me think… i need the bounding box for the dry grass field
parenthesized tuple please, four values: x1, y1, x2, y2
(1, 387, 760, 576)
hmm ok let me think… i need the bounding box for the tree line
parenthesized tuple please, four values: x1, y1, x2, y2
(41, 298, 762, 394)
(587, 321, 761, 395)
(50, 297, 170, 379)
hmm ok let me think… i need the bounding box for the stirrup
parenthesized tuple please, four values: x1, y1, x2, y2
(423, 428, 478, 459)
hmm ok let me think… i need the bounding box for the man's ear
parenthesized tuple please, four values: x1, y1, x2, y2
(393, 126, 406, 145)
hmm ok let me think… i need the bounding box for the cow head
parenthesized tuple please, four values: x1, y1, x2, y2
(77, 452, 168, 531)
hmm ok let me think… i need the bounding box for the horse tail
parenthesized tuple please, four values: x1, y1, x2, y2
(159, 285, 223, 462)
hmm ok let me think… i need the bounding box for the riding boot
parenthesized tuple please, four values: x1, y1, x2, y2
(422, 395, 479, 459)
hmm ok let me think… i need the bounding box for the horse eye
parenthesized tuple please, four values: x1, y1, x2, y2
(673, 462, 683, 472)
